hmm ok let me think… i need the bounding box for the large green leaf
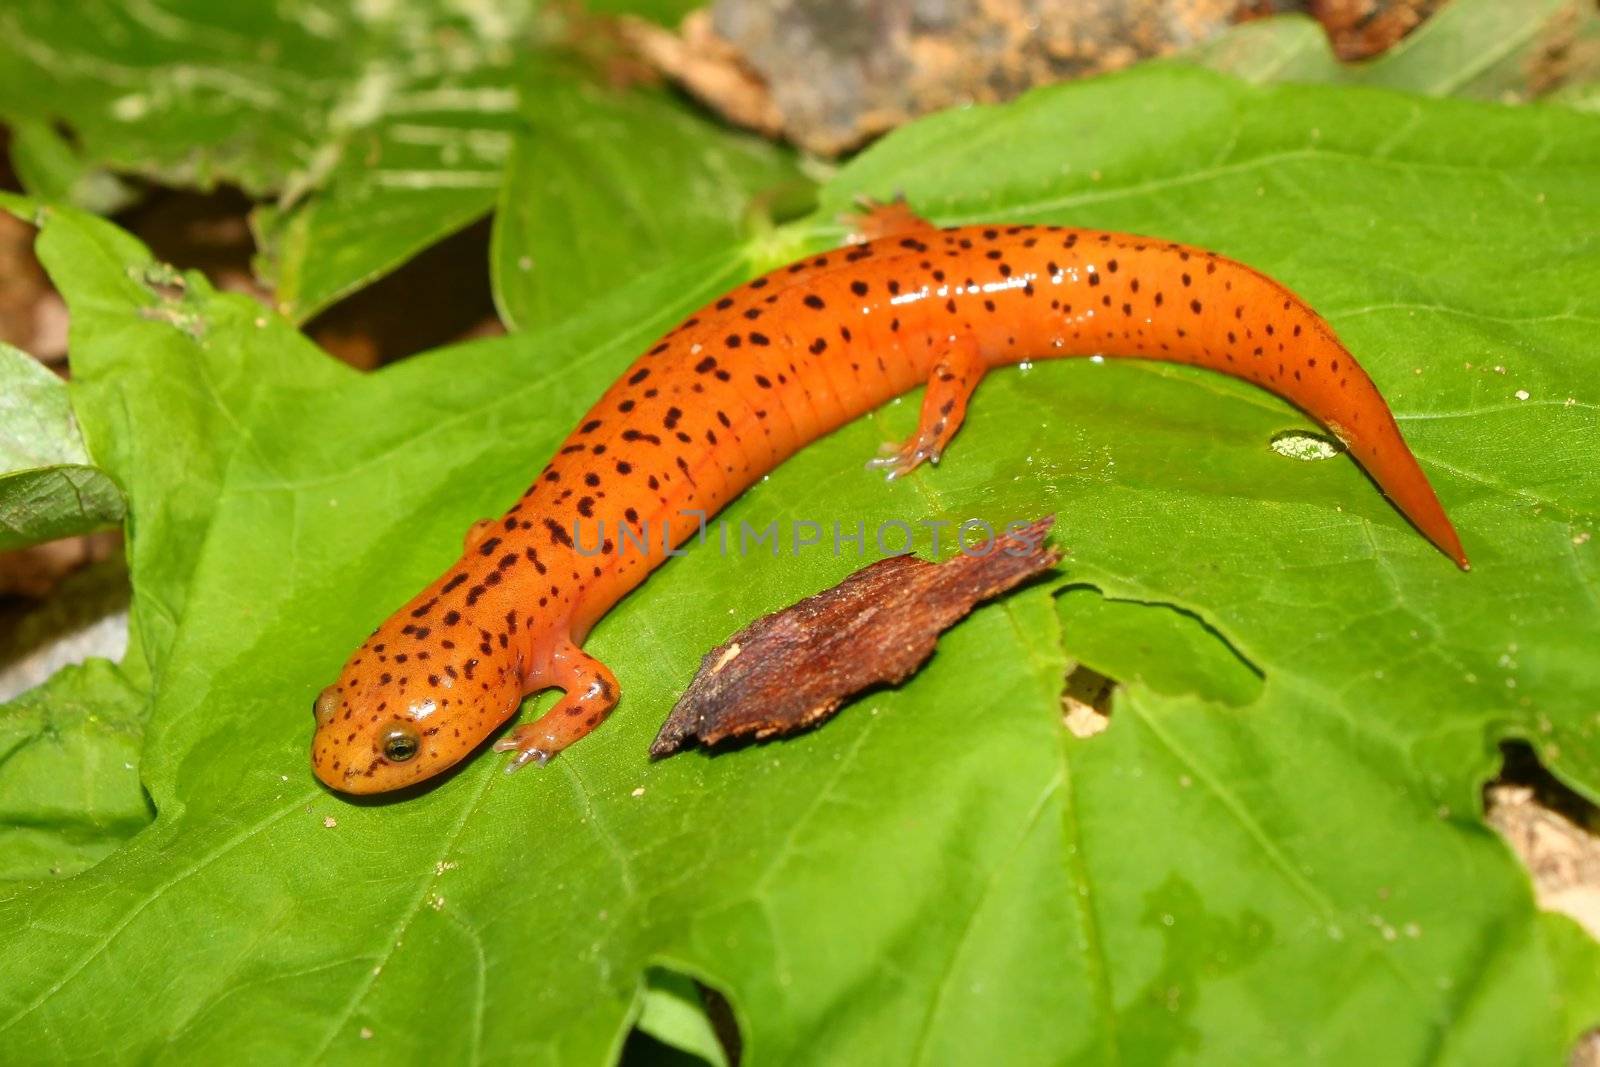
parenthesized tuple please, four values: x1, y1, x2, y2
(489, 69, 809, 333)
(3, 66, 1599, 1063)
(0, 339, 124, 550)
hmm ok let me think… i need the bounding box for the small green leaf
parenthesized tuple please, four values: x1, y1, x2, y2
(490, 72, 812, 333)
(7, 119, 138, 215)
(0, 340, 123, 550)
(633, 969, 729, 1067)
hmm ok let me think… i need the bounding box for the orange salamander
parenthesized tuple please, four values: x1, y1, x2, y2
(311, 199, 1467, 794)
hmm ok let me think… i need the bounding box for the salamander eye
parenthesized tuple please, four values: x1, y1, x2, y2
(382, 726, 420, 763)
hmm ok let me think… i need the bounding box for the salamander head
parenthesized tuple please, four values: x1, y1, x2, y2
(310, 595, 526, 794)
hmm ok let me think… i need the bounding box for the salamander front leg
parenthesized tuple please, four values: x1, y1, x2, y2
(868, 338, 986, 480)
(493, 641, 619, 771)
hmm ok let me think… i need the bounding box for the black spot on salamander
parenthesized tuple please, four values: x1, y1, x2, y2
(477, 537, 501, 556)
(442, 574, 467, 593)
(545, 519, 573, 547)
(628, 368, 650, 385)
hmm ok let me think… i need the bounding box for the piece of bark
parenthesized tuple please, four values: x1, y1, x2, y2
(651, 515, 1062, 757)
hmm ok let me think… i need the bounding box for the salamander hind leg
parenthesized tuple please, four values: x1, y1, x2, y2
(868, 336, 986, 480)
(493, 641, 620, 771)
(842, 194, 937, 244)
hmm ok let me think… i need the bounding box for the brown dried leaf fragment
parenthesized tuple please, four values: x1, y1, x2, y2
(650, 515, 1061, 757)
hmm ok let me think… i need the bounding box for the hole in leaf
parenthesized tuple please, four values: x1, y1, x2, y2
(303, 216, 502, 367)
(621, 967, 739, 1067)
(1061, 663, 1113, 738)
(1485, 741, 1600, 942)
(1054, 585, 1263, 721)
(1269, 428, 1344, 461)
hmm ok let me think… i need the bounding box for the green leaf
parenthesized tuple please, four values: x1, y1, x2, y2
(3, 67, 1599, 1062)
(0, 336, 124, 551)
(0, 658, 151, 880)
(632, 969, 729, 1067)
(490, 73, 811, 332)
(6, 120, 139, 215)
